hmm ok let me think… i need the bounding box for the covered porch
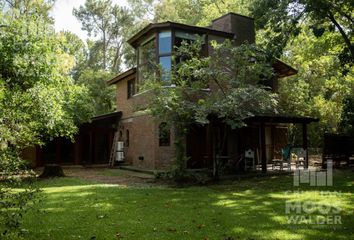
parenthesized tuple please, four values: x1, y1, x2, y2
(186, 114, 318, 174)
(245, 115, 319, 173)
(29, 112, 122, 167)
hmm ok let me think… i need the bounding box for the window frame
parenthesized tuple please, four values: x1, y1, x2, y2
(157, 30, 173, 84)
(158, 122, 171, 147)
(126, 129, 130, 147)
(137, 34, 157, 88)
(136, 28, 211, 88)
(127, 79, 135, 99)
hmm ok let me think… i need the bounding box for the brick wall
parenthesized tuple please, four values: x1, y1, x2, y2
(211, 13, 255, 46)
(115, 75, 176, 170)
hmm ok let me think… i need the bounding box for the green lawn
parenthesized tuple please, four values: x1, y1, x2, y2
(14, 170, 354, 239)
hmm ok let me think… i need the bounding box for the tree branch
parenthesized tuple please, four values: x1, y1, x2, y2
(327, 11, 354, 60)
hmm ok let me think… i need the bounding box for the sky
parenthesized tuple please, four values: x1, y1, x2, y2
(51, 0, 128, 40)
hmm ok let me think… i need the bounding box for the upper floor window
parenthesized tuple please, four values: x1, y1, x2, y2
(159, 122, 170, 146)
(158, 31, 172, 84)
(175, 31, 198, 46)
(126, 130, 130, 147)
(127, 79, 135, 99)
(175, 31, 207, 64)
(138, 37, 155, 65)
(159, 31, 172, 54)
(138, 36, 156, 85)
(136, 30, 207, 87)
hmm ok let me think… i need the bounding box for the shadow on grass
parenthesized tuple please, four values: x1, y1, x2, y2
(20, 170, 354, 240)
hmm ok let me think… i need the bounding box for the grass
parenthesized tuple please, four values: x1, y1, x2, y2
(99, 169, 154, 179)
(9, 170, 354, 239)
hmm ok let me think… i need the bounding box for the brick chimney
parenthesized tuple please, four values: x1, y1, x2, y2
(211, 13, 255, 45)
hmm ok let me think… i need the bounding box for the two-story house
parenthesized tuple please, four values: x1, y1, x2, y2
(106, 12, 317, 173)
(25, 12, 317, 173)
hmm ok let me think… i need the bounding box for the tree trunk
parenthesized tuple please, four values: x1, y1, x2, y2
(103, 30, 107, 70)
(112, 42, 122, 72)
(211, 122, 228, 180)
(327, 12, 354, 60)
(174, 122, 187, 175)
(39, 164, 65, 178)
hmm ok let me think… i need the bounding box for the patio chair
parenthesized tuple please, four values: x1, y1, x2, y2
(295, 148, 306, 169)
(272, 144, 292, 171)
(244, 149, 255, 171)
(281, 145, 292, 171)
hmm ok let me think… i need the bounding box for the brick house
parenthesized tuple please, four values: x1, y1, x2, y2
(106, 12, 317, 173)
(26, 12, 317, 172)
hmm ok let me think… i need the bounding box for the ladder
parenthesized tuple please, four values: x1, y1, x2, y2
(109, 132, 119, 167)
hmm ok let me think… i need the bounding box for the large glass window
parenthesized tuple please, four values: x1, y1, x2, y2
(138, 37, 156, 85)
(159, 56, 172, 82)
(175, 31, 198, 45)
(159, 31, 172, 54)
(138, 38, 155, 65)
(158, 31, 172, 84)
(174, 31, 207, 65)
(127, 79, 135, 99)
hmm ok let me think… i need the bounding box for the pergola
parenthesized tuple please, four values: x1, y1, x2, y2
(246, 115, 319, 173)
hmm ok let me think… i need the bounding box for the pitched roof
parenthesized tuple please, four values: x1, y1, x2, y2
(273, 59, 297, 78)
(107, 68, 136, 86)
(247, 114, 318, 124)
(127, 21, 235, 48)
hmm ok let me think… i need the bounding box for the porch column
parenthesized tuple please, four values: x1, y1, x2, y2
(74, 135, 81, 165)
(89, 131, 93, 165)
(302, 123, 309, 168)
(260, 122, 267, 173)
(55, 138, 62, 164)
(36, 146, 43, 167)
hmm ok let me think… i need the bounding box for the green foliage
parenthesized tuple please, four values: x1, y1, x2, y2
(77, 69, 116, 115)
(0, 153, 40, 237)
(9, 171, 354, 239)
(340, 96, 354, 136)
(0, 1, 94, 236)
(73, 0, 134, 72)
(279, 26, 354, 146)
(250, 0, 353, 64)
(154, 0, 253, 26)
(146, 39, 278, 178)
(57, 31, 88, 80)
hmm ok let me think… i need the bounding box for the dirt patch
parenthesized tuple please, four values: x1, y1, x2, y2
(36, 167, 164, 187)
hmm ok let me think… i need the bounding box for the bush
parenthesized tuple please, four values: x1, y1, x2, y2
(0, 151, 40, 237)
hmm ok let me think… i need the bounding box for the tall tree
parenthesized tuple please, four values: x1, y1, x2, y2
(153, 0, 253, 26)
(73, 0, 134, 72)
(73, 0, 112, 70)
(0, 1, 93, 234)
(278, 25, 354, 146)
(77, 69, 116, 115)
(250, 0, 353, 64)
(109, 5, 134, 71)
(2, 0, 54, 22)
(58, 31, 88, 80)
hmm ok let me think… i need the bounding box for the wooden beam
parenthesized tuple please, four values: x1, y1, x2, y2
(302, 123, 309, 168)
(55, 138, 62, 164)
(260, 122, 267, 173)
(89, 131, 93, 165)
(74, 135, 81, 165)
(35, 146, 43, 167)
(271, 125, 275, 160)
